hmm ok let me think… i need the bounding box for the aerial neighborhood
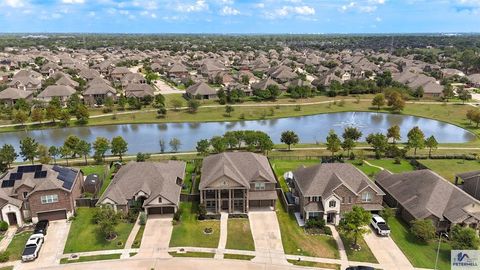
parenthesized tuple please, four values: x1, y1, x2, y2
(0, 34, 479, 270)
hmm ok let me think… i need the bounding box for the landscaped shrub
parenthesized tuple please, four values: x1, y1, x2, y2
(0, 221, 8, 232)
(410, 219, 436, 242)
(197, 204, 207, 220)
(0, 251, 9, 263)
(173, 208, 182, 222)
(139, 212, 146, 226)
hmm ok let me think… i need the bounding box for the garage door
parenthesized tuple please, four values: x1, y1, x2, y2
(147, 207, 174, 215)
(250, 200, 272, 207)
(37, 210, 67, 221)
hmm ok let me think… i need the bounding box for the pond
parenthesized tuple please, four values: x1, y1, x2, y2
(0, 112, 475, 156)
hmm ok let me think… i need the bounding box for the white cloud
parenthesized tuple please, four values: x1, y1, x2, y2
(2, 0, 27, 8)
(266, 5, 315, 19)
(175, 0, 208, 12)
(61, 0, 85, 4)
(221, 6, 240, 15)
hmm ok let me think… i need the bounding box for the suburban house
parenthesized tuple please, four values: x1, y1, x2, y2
(167, 62, 189, 78)
(124, 83, 155, 98)
(0, 87, 34, 106)
(199, 152, 277, 214)
(455, 171, 480, 201)
(98, 161, 186, 215)
(290, 163, 385, 225)
(83, 81, 117, 105)
(376, 170, 480, 232)
(37, 85, 76, 104)
(0, 164, 83, 226)
(8, 76, 42, 92)
(185, 82, 218, 99)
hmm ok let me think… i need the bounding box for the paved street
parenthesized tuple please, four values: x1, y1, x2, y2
(137, 214, 173, 258)
(364, 227, 414, 270)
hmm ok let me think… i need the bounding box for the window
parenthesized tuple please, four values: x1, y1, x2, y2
(341, 197, 345, 203)
(23, 192, 28, 199)
(329, 200, 336, 208)
(158, 197, 162, 203)
(41, 194, 58, 204)
(255, 182, 265, 190)
(206, 201, 215, 208)
(348, 197, 352, 203)
(311, 196, 319, 202)
(361, 192, 372, 202)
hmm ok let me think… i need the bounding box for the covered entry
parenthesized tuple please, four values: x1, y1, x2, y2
(146, 206, 175, 215)
(37, 209, 67, 221)
(7, 213, 17, 225)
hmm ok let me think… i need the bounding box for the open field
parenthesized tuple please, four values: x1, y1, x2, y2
(418, 159, 480, 182)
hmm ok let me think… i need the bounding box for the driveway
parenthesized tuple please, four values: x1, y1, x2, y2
(137, 214, 173, 258)
(19, 220, 70, 270)
(363, 227, 414, 270)
(248, 210, 287, 265)
(153, 79, 185, 95)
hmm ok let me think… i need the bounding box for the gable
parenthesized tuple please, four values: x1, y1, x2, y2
(207, 175, 245, 189)
(144, 194, 175, 206)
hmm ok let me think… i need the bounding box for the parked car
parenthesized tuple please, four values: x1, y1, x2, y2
(346, 266, 375, 270)
(21, 234, 44, 262)
(371, 214, 390, 236)
(34, 220, 49, 235)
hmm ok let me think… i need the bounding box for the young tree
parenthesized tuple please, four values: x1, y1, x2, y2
(156, 106, 167, 118)
(37, 144, 51, 164)
(13, 110, 28, 126)
(280, 130, 299, 151)
(118, 94, 127, 110)
(366, 133, 388, 158)
(59, 109, 71, 127)
(196, 139, 210, 156)
(450, 225, 480, 250)
(60, 146, 73, 166)
(458, 87, 472, 104)
(380, 207, 395, 222)
(169, 137, 181, 152)
(75, 104, 90, 124)
(95, 207, 119, 240)
(187, 99, 200, 113)
(371, 93, 385, 110)
(64, 135, 80, 157)
(136, 152, 151, 162)
(45, 103, 60, 123)
(48, 146, 60, 164)
(442, 84, 454, 102)
(225, 105, 234, 117)
(387, 91, 405, 112)
(93, 137, 110, 162)
(342, 138, 355, 156)
(210, 136, 227, 153)
(425, 135, 438, 158)
(0, 144, 17, 169)
(326, 130, 341, 157)
(76, 140, 91, 165)
(338, 206, 372, 248)
(111, 136, 128, 161)
(257, 132, 274, 154)
(407, 126, 425, 155)
(159, 138, 166, 153)
(170, 98, 183, 111)
(31, 107, 45, 124)
(387, 125, 401, 144)
(410, 219, 436, 242)
(19, 137, 38, 164)
(413, 86, 424, 99)
(342, 127, 363, 141)
(466, 109, 480, 127)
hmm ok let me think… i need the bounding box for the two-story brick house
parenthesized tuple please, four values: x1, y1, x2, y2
(0, 165, 83, 226)
(199, 152, 277, 214)
(290, 163, 384, 225)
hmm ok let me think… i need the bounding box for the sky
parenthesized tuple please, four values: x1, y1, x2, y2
(0, 0, 479, 33)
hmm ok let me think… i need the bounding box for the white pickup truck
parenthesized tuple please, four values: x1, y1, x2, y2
(21, 234, 44, 262)
(371, 214, 390, 236)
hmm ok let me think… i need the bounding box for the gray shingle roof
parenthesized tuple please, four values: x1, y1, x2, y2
(186, 82, 216, 96)
(38, 85, 76, 98)
(0, 87, 33, 100)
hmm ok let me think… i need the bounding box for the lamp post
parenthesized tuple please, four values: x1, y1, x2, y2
(434, 232, 447, 270)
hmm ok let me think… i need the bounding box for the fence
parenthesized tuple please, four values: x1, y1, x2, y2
(276, 188, 297, 214)
(180, 193, 200, 202)
(76, 198, 99, 207)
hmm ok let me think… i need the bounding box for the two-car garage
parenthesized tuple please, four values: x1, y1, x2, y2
(36, 209, 67, 221)
(146, 206, 175, 215)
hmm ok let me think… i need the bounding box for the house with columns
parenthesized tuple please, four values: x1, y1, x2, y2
(199, 152, 277, 214)
(290, 163, 384, 225)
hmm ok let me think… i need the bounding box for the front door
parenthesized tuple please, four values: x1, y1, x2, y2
(221, 200, 229, 211)
(7, 212, 17, 226)
(327, 212, 336, 224)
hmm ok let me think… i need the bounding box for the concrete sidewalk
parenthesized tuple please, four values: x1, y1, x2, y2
(214, 213, 228, 259)
(0, 227, 17, 251)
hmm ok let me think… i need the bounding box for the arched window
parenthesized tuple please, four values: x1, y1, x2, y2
(329, 200, 336, 208)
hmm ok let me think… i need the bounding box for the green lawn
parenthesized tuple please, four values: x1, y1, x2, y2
(5, 231, 32, 261)
(0, 266, 14, 270)
(223, 254, 255, 261)
(131, 225, 145, 249)
(64, 208, 134, 253)
(184, 162, 199, 194)
(270, 159, 321, 192)
(276, 201, 339, 259)
(60, 254, 121, 264)
(226, 218, 255, 251)
(79, 165, 109, 196)
(340, 234, 378, 263)
(348, 159, 415, 179)
(418, 159, 480, 182)
(99, 167, 113, 196)
(168, 251, 215, 258)
(169, 202, 220, 248)
(287, 259, 341, 269)
(389, 217, 451, 270)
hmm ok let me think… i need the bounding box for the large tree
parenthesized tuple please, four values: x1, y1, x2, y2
(371, 93, 385, 110)
(64, 135, 80, 157)
(366, 133, 388, 158)
(0, 144, 17, 170)
(342, 127, 363, 141)
(48, 146, 60, 165)
(93, 137, 111, 162)
(407, 126, 425, 155)
(450, 225, 480, 250)
(326, 130, 341, 157)
(387, 91, 405, 112)
(442, 84, 454, 102)
(111, 136, 128, 161)
(76, 140, 91, 165)
(280, 130, 299, 151)
(210, 136, 227, 153)
(342, 138, 355, 156)
(387, 125, 401, 144)
(338, 206, 372, 248)
(19, 137, 38, 164)
(196, 139, 210, 156)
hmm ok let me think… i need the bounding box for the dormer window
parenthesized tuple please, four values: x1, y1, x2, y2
(361, 192, 372, 202)
(158, 197, 162, 203)
(329, 200, 336, 208)
(23, 192, 28, 199)
(255, 182, 265, 190)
